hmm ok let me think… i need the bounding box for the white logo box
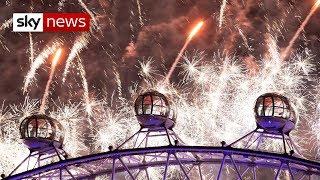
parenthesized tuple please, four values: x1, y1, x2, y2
(13, 13, 44, 32)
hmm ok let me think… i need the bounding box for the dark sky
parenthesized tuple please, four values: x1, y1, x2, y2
(0, 0, 319, 104)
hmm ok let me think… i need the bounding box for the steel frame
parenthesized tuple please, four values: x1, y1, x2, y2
(6, 125, 320, 180)
(228, 128, 303, 157)
(6, 146, 320, 180)
(116, 127, 184, 150)
(6, 144, 70, 178)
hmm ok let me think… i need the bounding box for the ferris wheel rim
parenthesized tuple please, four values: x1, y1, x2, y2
(7, 145, 320, 179)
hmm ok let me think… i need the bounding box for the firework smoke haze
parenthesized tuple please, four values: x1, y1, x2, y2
(39, 48, 62, 114)
(281, 0, 320, 60)
(165, 21, 204, 83)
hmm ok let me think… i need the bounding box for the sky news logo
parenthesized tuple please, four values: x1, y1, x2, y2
(13, 13, 90, 32)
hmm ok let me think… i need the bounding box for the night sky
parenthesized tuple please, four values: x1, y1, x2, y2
(0, 0, 319, 104)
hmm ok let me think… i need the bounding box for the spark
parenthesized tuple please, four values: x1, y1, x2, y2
(165, 21, 204, 83)
(281, 0, 320, 60)
(181, 50, 206, 83)
(219, 0, 227, 28)
(138, 57, 156, 79)
(62, 33, 90, 82)
(39, 48, 63, 114)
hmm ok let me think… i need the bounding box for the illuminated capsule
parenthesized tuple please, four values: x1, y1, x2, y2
(20, 114, 64, 150)
(134, 91, 176, 129)
(254, 93, 296, 134)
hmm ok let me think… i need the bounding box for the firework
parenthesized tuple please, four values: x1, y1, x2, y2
(219, 0, 227, 28)
(165, 21, 204, 83)
(62, 33, 90, 82)
(23, 40, 62, 93)
(114, 68, 123, 97)
(0, 18, 12, 32)
(39, 48, 62, 113)
(237, 27, 253, 52)
(0, 18, 12, 51)
(137, 57, 159, 80)
(76, 54, 92, 120)
(28, 33, 34, 63)
(78, 0, 98, 29)
(50, 101, 88, 156)
(1, 0, 320, 176)
(136, 0, 144, 26)
(281, 0, 320, 60)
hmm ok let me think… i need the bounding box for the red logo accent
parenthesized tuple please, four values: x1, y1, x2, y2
(43, 13, 90, 32)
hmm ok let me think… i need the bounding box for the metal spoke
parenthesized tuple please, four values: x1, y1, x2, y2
(217, 154, 226, 180)
(275, 162, 284, 180)
(118, 158, 135, 180)
(163, 153, 171, 180)
(229, 155, 243, 180)
(173, 153, 190, 180)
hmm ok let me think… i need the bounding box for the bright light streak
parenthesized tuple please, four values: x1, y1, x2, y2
(62, 33, 89, 82)
(39, 48, 62, 114)
(281, 0, 320, 60)
(187, 21, 204, 40)
(165, 21, 204, 83)
(219, 0, 227, 28)
(23, 40, 62, 93)
(51, 48, 62, 67)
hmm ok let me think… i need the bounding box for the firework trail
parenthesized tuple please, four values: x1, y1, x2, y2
(78, 0, 98, 29)
(219, 0, 227, 28)
(0, 18, 12, 51)
(114, 69, 122, 97)
(281, 0, 320, 60)
(237, 27, 253, 52)
(165, 21, 204, 83)
(39, 48, 62, 114)
(58, 0, 66, 11)
(23, 40, 62, 93)
(76, 55, 92, 121)
(136, 0, 144, 26)
(28, 33, 34, 63)
(62, 33, 90, 82)
(0, 18, 12, 32)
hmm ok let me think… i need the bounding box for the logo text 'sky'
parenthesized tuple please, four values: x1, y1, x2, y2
(13, 13, 90, 32)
